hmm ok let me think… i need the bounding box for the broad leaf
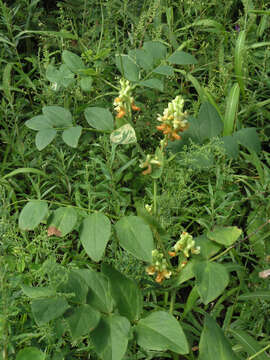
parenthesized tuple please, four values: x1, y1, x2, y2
(84, 107, 114, 131)
(207, 226, 242, 247)
(168, 50, 198, 65)
(233, 127, 261, 153)
(42, 106, 73, 128)
(21, 285, 55, 298)
(199, 315, 240, 360)
(110, 124, 137, 145)
(16, 347, 45, 360)
(193, 261, 229, 304)
(19, 201, 48, 230)
(153, 65, 174, 76)
(115, 216, 154, 262)
(197, 102, 224, 140)
(139, 78, 164, 91)
(25, 115, 53, 130)
(74, 268, 113, 313)
(35, 128, 57, 150)
(79, 76, 93, 92)
(31, 296, 69, 325)
(128, 49, 154, 71)
(115, 54, 139, 82)
(92, 315, 131, 360)
(221, 135, 239, 159)
(47, 206, 78, 237)
(62, 126, 82, 148)
(66, 304, 100, 340)
(80, 213, 111, 262)
(57, 269, 89, 304)
(136, 311, 189, 354)
(62, 50, 86, 73)
(143, 41, 167, 64)
(195, 234, 221, 259)
(102, 264, 142, 321)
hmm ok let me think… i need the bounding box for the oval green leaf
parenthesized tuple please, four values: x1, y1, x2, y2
(66, 304, 100, 340)
(136, 311, 189, 354)
(207, 226, 242, 247)
(62, 50, 86, 73)
(16, 347, 45, 360)
(84, 107, 114, 131)
(35, 128, 57, 150)
(31, 296, 69, 325)
(115, 216, 154, 262)
(193, 261, 229, 305)
(19, 201, 48, 230)
(80, 213, 111, 262)
(115, 54, 139, 82)
(102, 264, 142, 322)
(47, 206, 78, 237)
(42, 106, 72, 128)
(168, 50, 198, 65)
(62, 126, 82, 148)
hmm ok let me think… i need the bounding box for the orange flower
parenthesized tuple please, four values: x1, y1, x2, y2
(142, 164, 152, 175)
(131, 103, 140, 111)
(156, 124, 166, 131)
(114, 97, 121, 103)
(171, 131, 181, 140)
(116, 108, 126, 118)
(155, 272, 165, 283)
(168, 251, 177, 257)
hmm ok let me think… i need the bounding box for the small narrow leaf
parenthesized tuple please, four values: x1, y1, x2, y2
(62, 126, 82, 148)
(19, 201, 48, 230)
(223, 83, 240, 136)
(230, 329, 269, 360)
(80, 213, 111, 262)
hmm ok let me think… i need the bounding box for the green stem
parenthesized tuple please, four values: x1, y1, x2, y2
(153, 179, 157, 215)
(247, 343, 270, 360)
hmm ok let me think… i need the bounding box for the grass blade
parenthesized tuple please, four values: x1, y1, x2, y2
(223, 83, 240, 136)
(234, 30, 246, 98)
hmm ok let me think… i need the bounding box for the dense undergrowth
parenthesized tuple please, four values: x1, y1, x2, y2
(1, 0, 270, 359)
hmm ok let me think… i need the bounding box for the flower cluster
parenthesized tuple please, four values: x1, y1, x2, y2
(113, 79, 140, 119)
(169, 232, 200, 260)
(156, 95, 189, 142)
(146, 249, 172, 283)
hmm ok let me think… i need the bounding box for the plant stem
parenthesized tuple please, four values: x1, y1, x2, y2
(153, 179, 157, 215)
(247, 343, 270, 360)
